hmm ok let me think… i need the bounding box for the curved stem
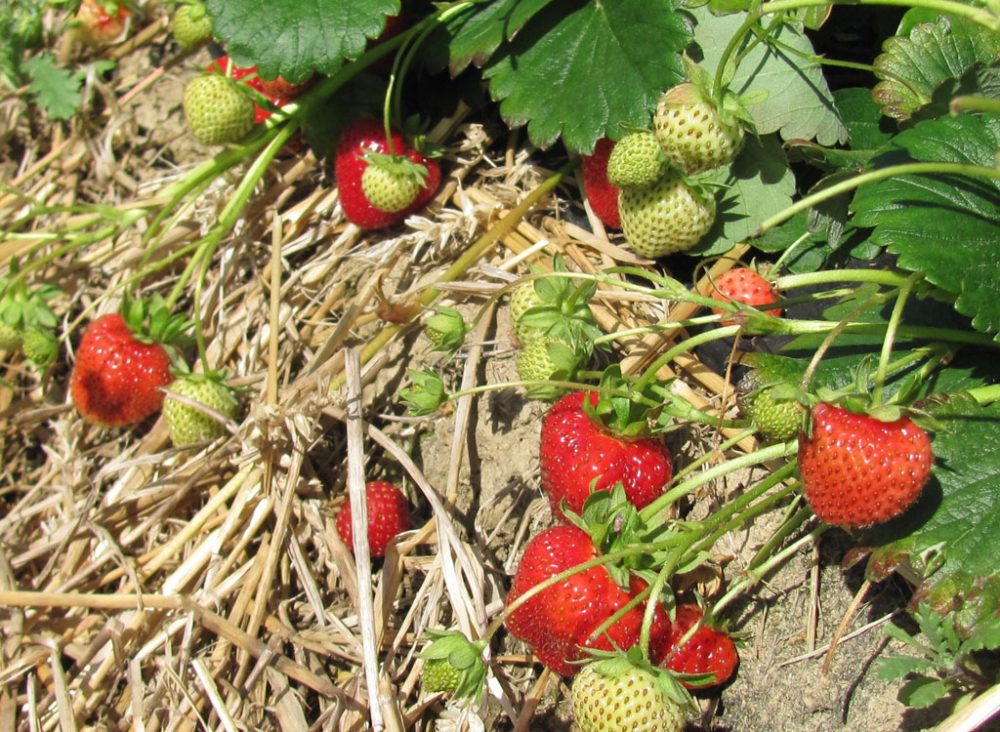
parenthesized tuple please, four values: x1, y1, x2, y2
(873, 273, 918, 406)
(757, 162, 1000, 236)
(633, 325, 742, 393)
(712, 11, 760, 97)
(639, 441, 796, 524)
(775, 269, 911, 291)
(760, 0, 999, 30)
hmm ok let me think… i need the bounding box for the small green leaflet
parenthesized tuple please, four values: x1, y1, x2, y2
(693, 133, 794, 256)
(872, 15, 1000, 121)
(205, 0, 400, 82)
(691, 7, 847, 146)
(482, 0, 690, 152)
(23, 54, 81, 120)
(851, 114, 1000, 341)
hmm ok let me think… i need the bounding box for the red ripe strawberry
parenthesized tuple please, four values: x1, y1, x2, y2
(581, 138, 621, 229)
(505, 525, 660, 676)
(70, 314, 174, 427)
(336, 480, 412, 558)
(798, 403, 933, 528)
(652, 604, 738, 689)
(73, 0, 130, 46)
(710, 268, 782, 324)
(540, 391, 672, 520)
(334, 118, 441, 230)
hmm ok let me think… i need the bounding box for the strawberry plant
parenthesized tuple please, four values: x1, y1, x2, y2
(1, 0, 999, 729)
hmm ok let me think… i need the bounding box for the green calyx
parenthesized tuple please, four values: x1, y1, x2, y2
(424, 306, 467, 356)
(121, 294, 193, 367)
(419, 629, 487, 700)
(582, 365, 661, 441)
(508, 256, 602, 352)
(400, 368, 448, 416)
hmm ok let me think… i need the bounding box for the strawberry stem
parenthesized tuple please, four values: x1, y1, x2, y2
(639, 441, 797, 524)
(759, 0, 999, 32)
(872, 273, 919, 407)
(756, 162, 1000, 237)
(632, 325, 741, 394)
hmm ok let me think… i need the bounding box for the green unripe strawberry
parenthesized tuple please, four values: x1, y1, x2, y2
(360, 153, 427, 213)
(173, 1, 213, 49)
(164, 375, 239, 447)
(422, 657, 461, 694)
(517, 337, 579, 401)
(737, 370, 804, 443)
(509, 280, 544, 343)
(183, 74, 255, 146)
(654, 83, 745, 174)
(0, 322, 22, 352)
(572, 661, 686, 732)
(619, 175, 716, 258)
(22, 328, 57, 366)
(607, 131, 669, 188)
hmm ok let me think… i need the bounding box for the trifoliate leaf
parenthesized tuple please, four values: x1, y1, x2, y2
(691, 7, 847, 145)
(851, 114, 1000, 341)
(872, 15, 1000, 121)
(23, 54, 81, 120)
(205, 0, 400, 82)
(483, 0, 690, 152)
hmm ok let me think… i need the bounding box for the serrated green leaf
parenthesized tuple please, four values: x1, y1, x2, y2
(447, 0, 553, 74)
(876, 655, 940, 681)
(872, 15, 1000, 121)
(851, 114, 1000, 341)
(691, 8, 846, 145)
(23, 54, 81, 120)
(483, 0, 689, 152)
(205, 0, 400, 82)
(899, 677, 952, 709)
(834, 87, 895, 151)
(693, 133, 794, 256)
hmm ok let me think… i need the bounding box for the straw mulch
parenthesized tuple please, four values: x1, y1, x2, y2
(0, 19, 764, 732)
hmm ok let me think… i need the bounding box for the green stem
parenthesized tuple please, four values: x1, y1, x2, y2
(760, 0, 999, 31)
(784, 320, 1000, 349)
(633, 325, 741, 393)
(712, 11, 760, 97)
(951, 96, 1000, 116)
(746, 501, 810, 572)
(639, 441, 796, 524)
(873, 273, 918, 406)
(713, 525, 827, 617)
(757, 162, 1000, 235)
(775, 269, 911, 291)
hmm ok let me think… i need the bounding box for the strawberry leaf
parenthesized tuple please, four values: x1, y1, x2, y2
(871, 15, 1000, 121)
(482, 0, 689, 152)
(694, 133, 795, 256)
(23, 54, 81, 120)
(851, 114, 1000, 342)
(205, 0, 400, 82)
(691, 8, 847, 146)
(447, 0, 554, 74)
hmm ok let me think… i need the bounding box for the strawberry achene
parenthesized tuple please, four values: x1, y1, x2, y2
(336, 480, 412, 558)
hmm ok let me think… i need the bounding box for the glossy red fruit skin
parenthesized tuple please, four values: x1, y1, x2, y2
(207, 57, 310, 124)
(334, 118, 441, 229)
(70, 314, 174, 427)
(710, 267, 782, 324)
(335, 481, 412, 558)
(651, 603, 738, 689)
(799, 403, 933, 528)
(539, 391, 672, 520)
(581, 138, 621, 229)
(506, 525, 660, 676)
